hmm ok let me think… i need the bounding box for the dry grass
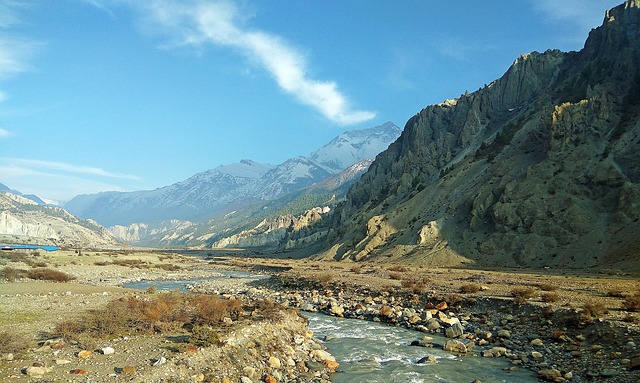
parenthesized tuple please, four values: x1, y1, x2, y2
(26, 268, 75, 282)
(511, 286, 536, 305)
(582, 302, 608, 319)
(538, 283, 557, 292)
(460, 283, 481, 294)
(54, 293, 245, 343)
(1, 266, 27, 281)
(541, 291, 560, 303)
(0, 330, 32, 354)
(622, 293, 640, 312)
(389, 272, 403, 280)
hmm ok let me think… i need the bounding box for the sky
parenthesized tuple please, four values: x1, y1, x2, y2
(0, 0, 623, 204)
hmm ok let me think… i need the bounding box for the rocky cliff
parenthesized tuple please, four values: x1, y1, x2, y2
(0, 192, 119, 248)
(310, 0, 640, 269)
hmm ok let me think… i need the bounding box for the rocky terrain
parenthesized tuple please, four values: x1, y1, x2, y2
(0, 192, 118, 249)
(299, 0, 640, 270)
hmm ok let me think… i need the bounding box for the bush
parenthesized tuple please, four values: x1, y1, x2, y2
(607, 289, 626, 298)
(389, 272, 403, 280)
(582, 302, 608, 319)
(27, 268, 75, 282)
(460, 283, 481, 294)
(0, 330, 31, 354)
(387, 265, 407, 272)
(538, 283, 557, 291)
(349, 266, 362, 274)
(511, 287, 536, 305)
(1, 266, 27, 281)
(541, 291, 560, 303)
(622, 293, 640, 312)
(188, 325, 219, 347)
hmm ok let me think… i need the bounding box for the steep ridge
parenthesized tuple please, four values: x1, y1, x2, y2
(0, 192, 118, 248)
(307, 1, 640, 269)
(65, 123, 401, 227)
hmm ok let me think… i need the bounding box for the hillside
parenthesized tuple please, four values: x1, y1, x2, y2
(0, 192, 119, 248)
(302, 0, 640, 270)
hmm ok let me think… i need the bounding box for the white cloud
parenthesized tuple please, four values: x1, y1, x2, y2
(533, 0, 621, 34)
(0, 128, 10, 138)
(137, 0, 375, 125)
(5, 158, 141, 180)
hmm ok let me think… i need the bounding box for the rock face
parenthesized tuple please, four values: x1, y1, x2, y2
(310, 0, 640, 269)
(0, 192, 118, 248)
(65, 123, 401, 227)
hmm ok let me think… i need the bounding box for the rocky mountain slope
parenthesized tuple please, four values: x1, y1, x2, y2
(0, 192, 119, 248)
(302, 0, 640, 269)
(65, 122, 401, 227)
(109, 158, 373, 248)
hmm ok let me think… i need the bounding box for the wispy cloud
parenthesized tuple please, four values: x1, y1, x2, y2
(5, 158, 141, 180)
(0, 128, 10, 138)
(133, 0, 375, 125)
(532, 0, 620, 41)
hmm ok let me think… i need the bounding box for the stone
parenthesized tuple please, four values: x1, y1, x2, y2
(77, 350, 92, 359)
(330, 304, 345, 316)
(191, 373, 205, 382)
(445, 322, 464, 338)
(323, 359, 340, 371)
(24, 366, 49, 376)
(101, 346, 115, 355)
(240, 377, 253, 383)
(243, 367, 257, 379)
(305, 361, 324, 372)
(530, 338, 543, 347)
(436, 301, 448, 311)
(70, 369, 88, 375)
(629, 355, 640, 370)
(417, 355, 437, 364)
(538, 368, 562, 381)
(265, 375, 277, 383)
(410, 340, 434, 348)
(312, 349, 336, 362)
(268, 356, 282, 369)
(426, 318, 441, 330)
(497, 329, 511, 339)
(152, 356, 167, 366)
(121, 366, 136, 375)
(531, 351, 543, 359)
(443, 339, 475, 353)
(55, 359, 71, 365)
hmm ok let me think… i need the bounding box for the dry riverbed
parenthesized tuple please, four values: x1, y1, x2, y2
(1, 249, 639, 382)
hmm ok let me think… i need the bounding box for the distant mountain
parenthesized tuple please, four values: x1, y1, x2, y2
(0, 192, 118, 248)
(65, 122, 401, 227)
(297, 0, 640, 270)
(0, 182, 46, 205)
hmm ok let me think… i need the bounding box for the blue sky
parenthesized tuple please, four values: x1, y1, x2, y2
(0, 0, 622, 203)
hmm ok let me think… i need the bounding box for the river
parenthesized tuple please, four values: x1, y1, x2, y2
(124, 276, 538, 382)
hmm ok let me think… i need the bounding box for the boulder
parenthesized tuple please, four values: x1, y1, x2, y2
(443, 339, 475, 353)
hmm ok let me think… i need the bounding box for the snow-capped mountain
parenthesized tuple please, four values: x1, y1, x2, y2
(64, 122, 401, 226)
(309, 121, 402, 173)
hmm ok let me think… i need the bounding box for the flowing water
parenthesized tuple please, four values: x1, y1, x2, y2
(125, 276, 538, 383)
(306, 313, 538, 383)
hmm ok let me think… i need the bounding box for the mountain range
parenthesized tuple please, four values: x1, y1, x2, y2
(297, 0, 640, 269)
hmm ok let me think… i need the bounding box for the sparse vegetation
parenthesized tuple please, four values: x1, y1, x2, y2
(389, 272, 403, 280)
(26, 268, 75, 282)
(582, 302, 608, 319)
(1, 266, 27, 281)
(511, 286, 536, 305)
(0, 330, 32, 355)
(538, 283, 557, 292)
(622, 292, 640, 312)
(54, 293, 245, 342)
(460, 283, 481, 294)
(541, 291, 560, 303)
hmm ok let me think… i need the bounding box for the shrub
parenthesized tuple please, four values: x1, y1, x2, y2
(582, 302, 608, 319)
(607, 289, 627, 298)
(460, 283, 481, 294)
(349, 266, 362, 274)
(0, 330, 31, 354)
(541, 291, 560, 303)
(538, 283, 557, 291)
(154, 263, 183, 271)
(27, 268, 75, 282)
(622, 293, 640, 312)
(387, 265, 407, 272)
(389, 272, 403, 280)
(1, 266, 27, 281)
(511, 287, 536, 305)
(188, 325, 219, 347)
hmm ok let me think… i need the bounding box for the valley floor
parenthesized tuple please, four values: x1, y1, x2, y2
(0, 249, 639, 382)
